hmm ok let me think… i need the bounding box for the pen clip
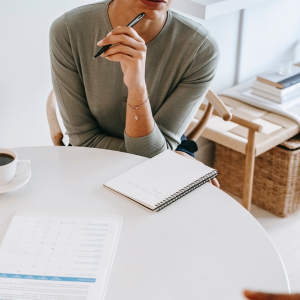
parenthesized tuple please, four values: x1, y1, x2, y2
(127, 13, 145, 27)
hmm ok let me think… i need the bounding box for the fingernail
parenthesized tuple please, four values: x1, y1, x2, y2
(244, 290, 255, 298)
(97, 39, 103, 45)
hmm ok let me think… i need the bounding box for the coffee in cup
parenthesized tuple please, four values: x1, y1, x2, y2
(0, 153, 15, 166)
(0, 148, 30, 186)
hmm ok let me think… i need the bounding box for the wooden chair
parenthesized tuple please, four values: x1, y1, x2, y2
(46, 89, 232, 146)
(193, 97, 263, 211)
(45, 88, 296, 212)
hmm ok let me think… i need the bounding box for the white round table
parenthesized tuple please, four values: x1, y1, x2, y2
(0, 147, 289, 300)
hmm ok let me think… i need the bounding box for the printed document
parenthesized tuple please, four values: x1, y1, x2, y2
(0, 213, 122, 300)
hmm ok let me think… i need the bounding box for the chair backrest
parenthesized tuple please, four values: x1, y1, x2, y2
(206, 90, 232, 121)
(46, 90, 64, 146)
(46, 89, 232, 146)
(186, 90, 232, 141)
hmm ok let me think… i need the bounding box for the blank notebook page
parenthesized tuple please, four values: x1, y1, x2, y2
(104, 150, 215, 210)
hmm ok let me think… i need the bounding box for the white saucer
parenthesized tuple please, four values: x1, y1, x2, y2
(0, 167, 31, 195)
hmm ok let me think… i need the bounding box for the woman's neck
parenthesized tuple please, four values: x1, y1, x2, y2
(108, 0, 167, 43)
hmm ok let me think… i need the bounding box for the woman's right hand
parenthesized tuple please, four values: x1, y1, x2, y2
(97, 26, 147, 93)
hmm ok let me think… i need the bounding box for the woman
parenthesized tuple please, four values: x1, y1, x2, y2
(50, 0, 219, 185)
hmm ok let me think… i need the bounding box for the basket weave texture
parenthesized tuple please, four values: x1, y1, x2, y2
(214, 134, 300, 217)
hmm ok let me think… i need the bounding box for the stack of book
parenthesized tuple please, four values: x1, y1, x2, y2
(251, 65, 300, 103)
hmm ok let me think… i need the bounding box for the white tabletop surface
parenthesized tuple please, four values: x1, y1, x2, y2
(0, 146, 289, 300)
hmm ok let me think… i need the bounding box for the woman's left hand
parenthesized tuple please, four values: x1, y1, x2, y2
(97, 26, 147, 90)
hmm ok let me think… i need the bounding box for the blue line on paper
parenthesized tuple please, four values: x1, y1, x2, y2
(0, 273, 96, 283)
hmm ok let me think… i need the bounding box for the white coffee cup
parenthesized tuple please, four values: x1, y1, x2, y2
(0, 148, 30, 186)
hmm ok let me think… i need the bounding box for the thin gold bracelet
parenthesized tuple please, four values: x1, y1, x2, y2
(127, 97, 149, 120)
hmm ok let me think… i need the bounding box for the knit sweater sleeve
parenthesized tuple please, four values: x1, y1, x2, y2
(50, 14, 126, 151)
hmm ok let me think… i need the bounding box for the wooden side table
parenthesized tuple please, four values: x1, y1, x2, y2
(188, 96, 300, 210)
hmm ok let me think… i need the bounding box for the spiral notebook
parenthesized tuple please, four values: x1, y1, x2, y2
(104, 150, 218, 212)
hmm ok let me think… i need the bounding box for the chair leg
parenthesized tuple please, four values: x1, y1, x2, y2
(242, 129, 256, 211)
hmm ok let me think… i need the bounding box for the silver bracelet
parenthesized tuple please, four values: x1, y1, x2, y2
(127, 97, 149, 120)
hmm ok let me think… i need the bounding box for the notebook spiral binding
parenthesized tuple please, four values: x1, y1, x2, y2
(154, 170, 218, 212)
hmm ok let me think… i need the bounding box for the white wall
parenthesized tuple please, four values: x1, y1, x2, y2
(239, 0, 300, 83)
(178, 0, 300, 92)
(0, 0, 93, 148)
(1, 0, 300, 157)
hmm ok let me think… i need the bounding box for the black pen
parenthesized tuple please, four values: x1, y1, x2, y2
(93, 12, 146, 59)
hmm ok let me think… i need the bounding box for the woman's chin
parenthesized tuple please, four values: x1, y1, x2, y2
(140, 0, 168, 14)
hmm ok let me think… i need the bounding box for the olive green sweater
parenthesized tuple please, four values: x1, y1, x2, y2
(50, 0, 219, 158)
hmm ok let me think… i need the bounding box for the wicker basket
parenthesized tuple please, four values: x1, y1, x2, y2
(214, 133, 300, 217)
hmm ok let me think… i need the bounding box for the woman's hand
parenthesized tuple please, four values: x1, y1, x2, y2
(244, 290, 300, 300)
(175, 151, 220, 188)
(97, 26, 147, 90)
